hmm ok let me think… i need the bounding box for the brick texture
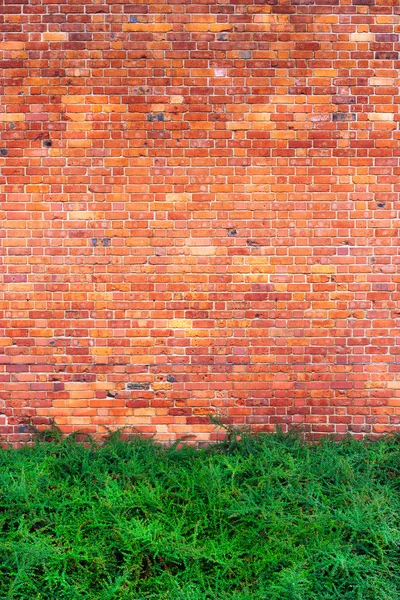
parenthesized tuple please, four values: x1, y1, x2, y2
(1, 0, 400, 443)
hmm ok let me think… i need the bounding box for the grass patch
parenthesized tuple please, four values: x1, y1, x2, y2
(1, 427, 400, 599)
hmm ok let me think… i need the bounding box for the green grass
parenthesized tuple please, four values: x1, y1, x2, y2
(1, 427, 400, 599)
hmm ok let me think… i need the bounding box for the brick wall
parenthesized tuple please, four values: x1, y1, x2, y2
(1, 0, 399, 443)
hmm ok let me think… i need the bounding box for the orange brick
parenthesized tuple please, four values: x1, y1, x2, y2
(0, 113, 25, 122)
(123, 23, 171, 32)
(43, 32, 68, 41)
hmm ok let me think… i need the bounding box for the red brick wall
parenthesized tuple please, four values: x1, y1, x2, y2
(1, 0, 399, 443)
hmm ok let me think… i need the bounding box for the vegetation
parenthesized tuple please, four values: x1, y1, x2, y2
(1, 425, 400, 599)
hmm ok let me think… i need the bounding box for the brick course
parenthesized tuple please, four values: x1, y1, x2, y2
(1, 0, 400, 442)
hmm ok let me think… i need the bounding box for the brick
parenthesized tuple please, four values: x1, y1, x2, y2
(227, 122, 251, 130)
(314, 69, 337, 77)
(123, 23, 171, 32)
(0, 113, 25, 122)
(0, 0, 399, 444)
(68, 211, 94, 220)
(61, 95, 85, 104)
(0, 42, 25, 50)
(43, 33, 68, 41)
(369, 78, 394, 86)
(350, 33, 374, 42)
(209, 24, 233, 32)
(368, 113, 394, 121)
(168, 320, 192, 329)
(333, 113, 356, 122)
(190, 247, 216, 256)
(165, 193, 190, 202)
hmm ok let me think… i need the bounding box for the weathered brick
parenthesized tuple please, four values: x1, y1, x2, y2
(0, 0, 399, 443)
(368, 113, 394, 121)
(369, 78, 394, 86)
(350, 32, 374, 42)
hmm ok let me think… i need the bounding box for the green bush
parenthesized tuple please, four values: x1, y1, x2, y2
(1, 427, 400, 599)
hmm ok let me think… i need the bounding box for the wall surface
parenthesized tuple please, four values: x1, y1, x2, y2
(1, 0, 400, 443)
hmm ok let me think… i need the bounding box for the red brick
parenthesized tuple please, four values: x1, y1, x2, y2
(0, 0, 399, 443)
